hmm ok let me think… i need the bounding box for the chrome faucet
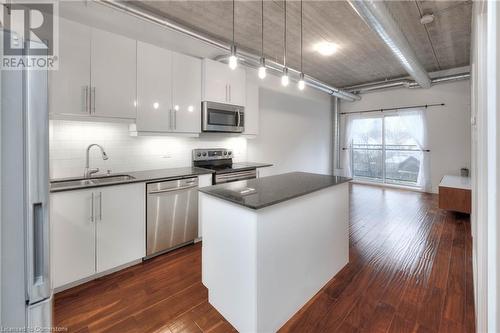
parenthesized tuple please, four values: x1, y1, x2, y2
(84, 144, 109, 178)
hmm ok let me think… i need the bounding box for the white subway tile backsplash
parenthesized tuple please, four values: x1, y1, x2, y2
(49, 120, 248, 179)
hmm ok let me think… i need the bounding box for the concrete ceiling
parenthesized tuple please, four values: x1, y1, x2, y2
(133, 0, 472, 88)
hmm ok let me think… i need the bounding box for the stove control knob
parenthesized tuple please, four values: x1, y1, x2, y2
(196, 153, 201, 157)
(228, 151, 232, 155)
(202, 152, 207, 157)
(224, 151, 228, 155)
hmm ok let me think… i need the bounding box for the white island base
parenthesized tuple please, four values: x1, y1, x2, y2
(200, 182, 349, 333)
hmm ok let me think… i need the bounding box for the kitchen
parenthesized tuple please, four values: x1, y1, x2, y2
(1, 0, 498, 332)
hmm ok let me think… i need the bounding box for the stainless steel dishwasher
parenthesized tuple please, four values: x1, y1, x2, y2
(146, 177, 199, 258)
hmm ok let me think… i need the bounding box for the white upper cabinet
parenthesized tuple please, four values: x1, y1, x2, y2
(136, 41, 173, 132)
(172, 52, 202, 133)
(202, 58, 246, 106)
(49, 21, 137, 120)
(136, 41, 202, 134)
(227, 65, 247, 106)
(49, 18, 91, 116)
(91, 29, 137, 119)
(243, 78, 259, 136)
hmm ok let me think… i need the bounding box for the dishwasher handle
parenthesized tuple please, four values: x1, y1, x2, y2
(148, 184, 198, 195)
(147, 177, 199, 195)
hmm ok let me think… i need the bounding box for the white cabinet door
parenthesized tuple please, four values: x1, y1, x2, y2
(49, 18, 91, 116)
(91, 28, 137, 119)
(136, 41, 173, 132)
(243, 79, 259, 135)
(227, 67, 246, 106)
(172, 52, 202, 133)
(202, 58, 230, 104)
(96, 183, 145, 272)
(50, 189, 96, 288)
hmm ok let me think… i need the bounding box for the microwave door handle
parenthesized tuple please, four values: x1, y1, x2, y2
(237, 109, 241, 127)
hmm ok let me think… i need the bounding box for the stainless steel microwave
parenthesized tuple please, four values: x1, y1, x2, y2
(202, 101, 244, 133)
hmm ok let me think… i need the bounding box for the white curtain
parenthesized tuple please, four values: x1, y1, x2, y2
(388, 108, 431, 191)
(341, 113, 358, 177)
(341, 108, 430, 191)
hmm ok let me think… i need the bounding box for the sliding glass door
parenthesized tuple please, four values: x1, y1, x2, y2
(349, 113, 424, 187)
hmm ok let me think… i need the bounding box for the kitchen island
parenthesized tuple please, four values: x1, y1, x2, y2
(199, 172, 351, 332)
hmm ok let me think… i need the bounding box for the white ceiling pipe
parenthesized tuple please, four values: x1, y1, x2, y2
(215, 54, 357, 101)
(345, 72, 470, 94)
(94, 0, 360, 102)
(348, 0, 432, 89)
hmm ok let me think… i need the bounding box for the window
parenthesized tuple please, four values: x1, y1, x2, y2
(345, 111, 428, 188)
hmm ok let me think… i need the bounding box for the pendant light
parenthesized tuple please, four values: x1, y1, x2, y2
(298, 0, 305, 90)
(281, 0, 289, 86)
(228, 0, 238, 70)
(258, 0, 266, 79)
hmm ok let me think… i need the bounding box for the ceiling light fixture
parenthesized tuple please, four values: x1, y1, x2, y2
(281, 0, 289, 87)
(314, 41, 338, 56)
(298, 0, 305, 91)
(420, 13, 434, 25)
(228, 0, 238, 70)
(258, 0, 266, 79)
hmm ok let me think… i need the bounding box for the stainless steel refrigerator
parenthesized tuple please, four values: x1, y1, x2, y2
(1, 29, 52, 329)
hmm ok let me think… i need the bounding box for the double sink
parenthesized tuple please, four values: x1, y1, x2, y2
(50, 175, 136, 191)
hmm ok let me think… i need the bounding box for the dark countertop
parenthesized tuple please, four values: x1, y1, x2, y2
(199, 172, 351, 210)
(50, 167, 213, 193)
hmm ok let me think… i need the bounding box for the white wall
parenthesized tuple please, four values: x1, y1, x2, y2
(246, 68, 333, 177)
(49, 120, 247, 179)
(339, 80, 471, 193)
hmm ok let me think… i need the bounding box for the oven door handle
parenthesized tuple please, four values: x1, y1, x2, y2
(215, 170, 256, 183)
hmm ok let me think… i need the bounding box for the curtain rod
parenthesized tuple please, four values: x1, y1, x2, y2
(339, 103, 445, 115)
(341, 147, 430, 152)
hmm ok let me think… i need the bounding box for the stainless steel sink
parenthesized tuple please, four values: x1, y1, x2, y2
(50, 179, 96, 190)
(50, 175, 136, 191)
(92, 175, 135, 184)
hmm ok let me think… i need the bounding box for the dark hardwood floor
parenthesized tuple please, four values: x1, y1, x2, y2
(54, 184, 475, 333)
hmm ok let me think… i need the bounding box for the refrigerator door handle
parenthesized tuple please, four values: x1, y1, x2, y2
(25, 63, 51, 305)
(26, 201, 51, 304)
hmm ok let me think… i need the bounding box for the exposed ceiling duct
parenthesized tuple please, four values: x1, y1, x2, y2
(94, 0, 360, 101)
(344, 72, 470, 94)
(348, 0, 432, 89)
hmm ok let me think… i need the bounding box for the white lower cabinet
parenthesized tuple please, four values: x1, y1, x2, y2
(51, 188, 96, 288)
(96, 184, 145, 272)
(51, 183, 145, 289)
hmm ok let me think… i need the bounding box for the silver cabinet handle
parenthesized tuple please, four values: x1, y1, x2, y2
(90, 192, 94, 222)
(83, 86, 89, 114)
(174, 110, 177, 130)
(169, 109, 173, 130)
(229, 85, 231, 102)
(225, 84, 228, 103)
(98, 191, 102, 221)
(91, 87, 96, 114)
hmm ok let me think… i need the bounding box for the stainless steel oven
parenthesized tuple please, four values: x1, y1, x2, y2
(193, 148, 258, 185)
(202, 101, 244, 133)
